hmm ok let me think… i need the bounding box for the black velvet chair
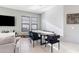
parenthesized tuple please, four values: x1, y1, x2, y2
(29, 31, 32, 38)
(29, 31, 42, 47)
(45, 35, 60, 52)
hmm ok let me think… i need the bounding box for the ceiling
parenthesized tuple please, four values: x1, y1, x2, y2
(0, 5, 55, 14)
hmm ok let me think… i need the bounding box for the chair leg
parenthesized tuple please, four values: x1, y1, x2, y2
(33, 41, 34, 48)
(40, 38, 42, 45)
(14, 45, 16, 53)
(58, 42, 60, 50)
(45, 41, 46, 47)
(30, 39, 32, 43)
(51, 44, 53, 53)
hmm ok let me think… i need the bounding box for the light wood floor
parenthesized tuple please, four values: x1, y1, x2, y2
(16, 38, 79, 53)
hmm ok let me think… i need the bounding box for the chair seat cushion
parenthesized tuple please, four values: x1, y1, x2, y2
(48, 40, 59, 44)
(32, 38, 40, 41)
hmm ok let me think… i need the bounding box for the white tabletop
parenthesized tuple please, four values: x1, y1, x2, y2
(32, 30, 54, 35)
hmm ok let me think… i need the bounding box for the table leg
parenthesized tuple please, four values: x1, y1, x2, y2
(40, 35, 46, 45)
(40, 35, 43, 45)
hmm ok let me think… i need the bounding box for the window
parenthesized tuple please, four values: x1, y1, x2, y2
(31, 17, 38, 30)
(21, 16, 39, 32)
(21, 16, 30, 32)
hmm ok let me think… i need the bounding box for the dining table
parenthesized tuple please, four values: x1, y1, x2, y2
(32, 30, 55, 45)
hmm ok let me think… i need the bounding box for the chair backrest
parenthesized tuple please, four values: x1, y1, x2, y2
(47, 35, 60, 41)
(29, 31, 32, 37)
(47, 35, 53, 40)
(31, 32, 39, 40)
(52, 35, 60, 40)
(32, 32, 38, 38)
(56, 35, 60, 39)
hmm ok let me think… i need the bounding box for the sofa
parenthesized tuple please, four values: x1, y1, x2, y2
(0, 33, 21, 53)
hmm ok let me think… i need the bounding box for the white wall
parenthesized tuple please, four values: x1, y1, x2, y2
(41, 6, 64, 36)
(0, 7, 41, 34)
(64, 5, 79, 43)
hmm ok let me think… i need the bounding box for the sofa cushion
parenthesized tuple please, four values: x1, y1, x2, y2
(0, 36, 15, 45)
